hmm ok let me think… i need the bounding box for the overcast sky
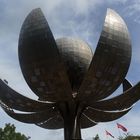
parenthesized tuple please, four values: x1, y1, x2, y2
(0, 0, 140, 140)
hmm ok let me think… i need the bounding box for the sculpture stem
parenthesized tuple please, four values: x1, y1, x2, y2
(58, 101, 83, 140)
(64, 114, 81, 140)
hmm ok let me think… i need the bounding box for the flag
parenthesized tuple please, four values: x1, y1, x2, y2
(105, 130, 115, 138)
(117, 123, 127, 132)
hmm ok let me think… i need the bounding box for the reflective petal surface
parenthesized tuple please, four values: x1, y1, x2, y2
(80, 114, 97, 128)
(2, 105, 59, 124)
(36, 115, 64, 129)
(0, 79, 54, 112)
(36, 113, 97, 129)
(77, 9, 131, 101)
(56, 38, 93, 93)
(123, 79, 132, 92)
(83, 107, 131, 122)
(88, 82, 140, 111)
(18, 8, 72, 101)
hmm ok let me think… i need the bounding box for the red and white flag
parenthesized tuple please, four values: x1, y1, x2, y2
(105, 130, 115, 138)
(117, 123, 127, 132)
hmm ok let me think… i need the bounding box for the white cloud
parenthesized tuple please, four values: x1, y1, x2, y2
(123, 0, 140, 24)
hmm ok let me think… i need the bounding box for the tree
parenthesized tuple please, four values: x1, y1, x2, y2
(118, 133, 140, 140)
(0, 123, 30, 140)
(93, 134, 100, 140)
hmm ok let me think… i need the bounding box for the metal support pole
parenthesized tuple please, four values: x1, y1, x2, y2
(63, 114, 82, 140)
(58, 101, 83, 140)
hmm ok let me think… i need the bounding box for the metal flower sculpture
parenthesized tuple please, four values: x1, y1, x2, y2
(0, 8, 140, 140)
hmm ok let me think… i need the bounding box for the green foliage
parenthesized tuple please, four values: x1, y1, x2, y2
(118, 133, 140, 140)
(119, 136, 140, 140)
(92, 133, 140, 140)
(93, 134, 100, 140)
(0, 123, 30, 140)
(124, 136, 140, 140)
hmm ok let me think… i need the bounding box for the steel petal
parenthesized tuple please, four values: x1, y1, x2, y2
(83, 107, 131, 122)
(81, 114, 97, 129)
(18, 8, 72, 101)
(89, 82, 140, 111)
(0, 79, 54, 112)
(1, 105, 58, 124)
(36, 115, 63, 129)
(123, 79, 132, 92)
(78, 9, 131, 101)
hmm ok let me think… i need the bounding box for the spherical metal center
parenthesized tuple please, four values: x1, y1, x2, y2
(56, 37, 93, 92)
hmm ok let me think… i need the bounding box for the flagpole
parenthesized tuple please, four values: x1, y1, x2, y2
(105, 130, 114, 139)
(116, 122, 122, 139)
(106, 133, 108, 140)
(105, 130, 108, 140)
(118, 127, 122, 137)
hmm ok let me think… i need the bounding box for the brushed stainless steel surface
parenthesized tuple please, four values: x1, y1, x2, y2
(1, 105, 59, 124)
(80, 114, 97, 128)
(18, 8, 72, 102)
(88, 82, 140, 111)
(0, 79, 54, 112)
(83, 107, 131, 122)
(77, 8, 132, 101)
(36, 115, 64, 129)
(56, 38, 93, 93)
(123, 79, 132, 92)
